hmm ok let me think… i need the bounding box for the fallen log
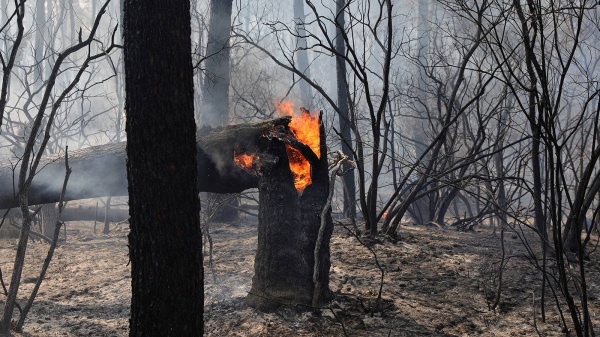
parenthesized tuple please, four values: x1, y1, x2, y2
(0, 118, 293, 209)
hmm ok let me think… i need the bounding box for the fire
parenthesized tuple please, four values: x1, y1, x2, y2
(276, 101, 321, 192)
(232, 102, 321, 193)
(277, 101, 295, 116)
(233, 151, 255, 171)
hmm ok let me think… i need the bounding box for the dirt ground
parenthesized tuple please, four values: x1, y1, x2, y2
(0, 214, 598, 336)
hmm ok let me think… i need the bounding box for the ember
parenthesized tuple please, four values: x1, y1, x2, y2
(276, 102, 321, 192)
(233, 150, 255, 171)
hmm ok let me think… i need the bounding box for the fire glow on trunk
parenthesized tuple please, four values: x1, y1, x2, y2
(233, 151, 255, 170)
(277, 102, 321, 192)
(232, 102, 321, 192)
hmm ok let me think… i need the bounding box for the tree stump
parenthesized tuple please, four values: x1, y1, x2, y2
(246, 118, 333, 310)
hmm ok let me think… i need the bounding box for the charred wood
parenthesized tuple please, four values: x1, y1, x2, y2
(246, 117, 333, 310)
(0, 118, 295, 209)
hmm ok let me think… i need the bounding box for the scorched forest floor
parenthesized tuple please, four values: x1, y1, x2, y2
(1, 211, 598, 336)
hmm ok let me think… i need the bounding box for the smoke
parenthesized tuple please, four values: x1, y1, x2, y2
(0, 142, 128, 209)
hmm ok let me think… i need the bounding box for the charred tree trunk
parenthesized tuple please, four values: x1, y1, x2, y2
(246, 118, 333, 309)
(124, 0, 203, 335)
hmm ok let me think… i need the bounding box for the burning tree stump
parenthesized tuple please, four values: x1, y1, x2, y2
(245, 113, 333, 309)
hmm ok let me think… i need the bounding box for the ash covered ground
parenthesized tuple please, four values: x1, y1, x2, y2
(0, 213, 598, 336)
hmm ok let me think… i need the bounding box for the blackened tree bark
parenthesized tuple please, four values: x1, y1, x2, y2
(123, 0, 203, 336)
(246, 118, 333, 309)
(335, 0, 355, 219)
(512, 1, 547, 249)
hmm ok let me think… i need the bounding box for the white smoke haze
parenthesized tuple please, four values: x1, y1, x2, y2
(0, 0, 124, 161)
(0, 0, 576, 234)
(0, 0, 599, 335)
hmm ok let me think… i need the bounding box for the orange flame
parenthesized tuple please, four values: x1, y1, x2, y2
(233, 151, 255, 171)
(276, 101, 321, 192)
(232, 102, 321, 193)
(277, 101, 295, 116)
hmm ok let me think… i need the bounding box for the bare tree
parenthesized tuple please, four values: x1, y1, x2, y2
(407, 0, 432, 225)
(201, 0, 241, 223)
(449, 0, 600, 334)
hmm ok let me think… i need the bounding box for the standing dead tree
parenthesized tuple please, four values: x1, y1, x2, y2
(124, 0, 204, 334)
(313, 150, 350, 305)
(379, 0, 504, 238)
